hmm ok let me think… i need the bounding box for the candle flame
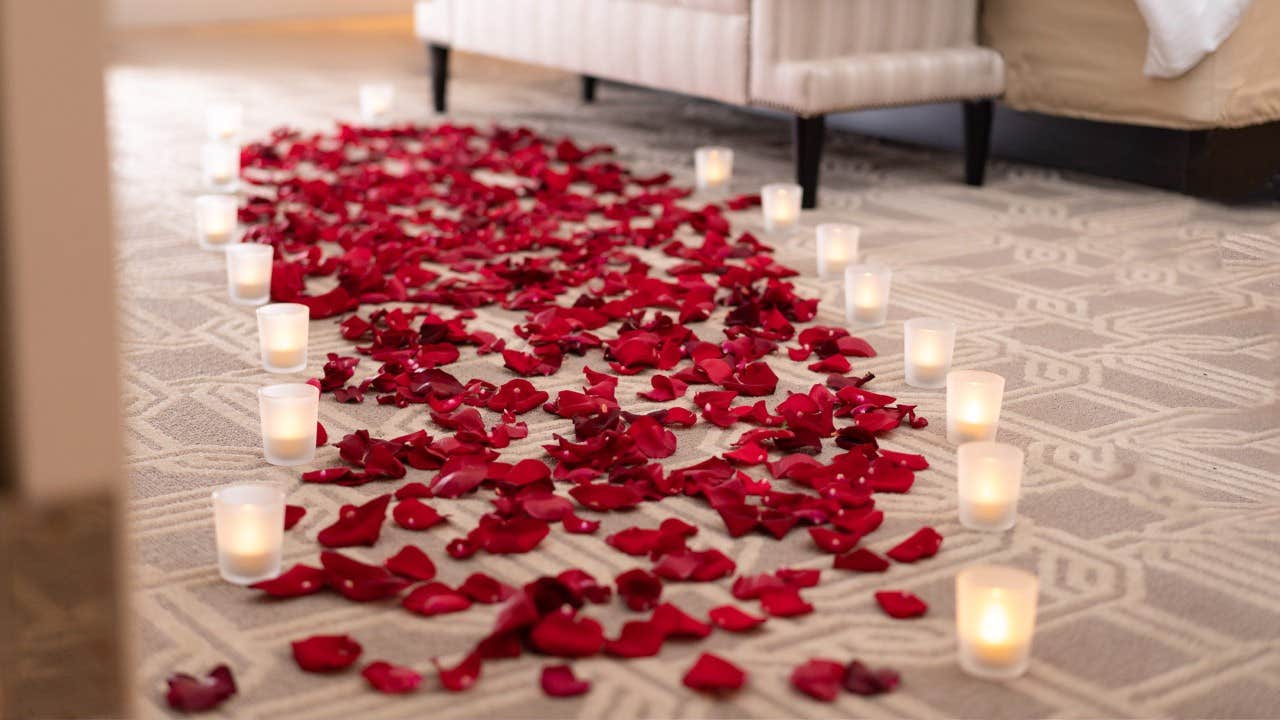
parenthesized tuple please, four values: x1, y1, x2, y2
(978, 596, 1012, 644)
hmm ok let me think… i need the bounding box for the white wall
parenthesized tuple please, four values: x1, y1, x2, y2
(109, 0, 414, 27)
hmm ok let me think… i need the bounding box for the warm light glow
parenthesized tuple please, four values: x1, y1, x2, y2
(855, 277, 880, 309)
(761, 183, 802, 233)
(696, 147, 733, 192)
(213, 484, 284, 585)
(904, 318, 956, 388)
(956, 565, 1038, 679)
(258, 383, 319, 466)
(228, 505, 270, 555)
(947, 371, 1005, 443)
(978, 594, 1012, 644)
(957, 441, 1023, 531)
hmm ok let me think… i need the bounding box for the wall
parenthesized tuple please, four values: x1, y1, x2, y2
(109, 0, 414, 27)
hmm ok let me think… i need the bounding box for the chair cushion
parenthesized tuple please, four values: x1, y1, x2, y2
(629, 0, 748, 14)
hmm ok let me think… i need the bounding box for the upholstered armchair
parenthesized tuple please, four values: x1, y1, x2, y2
(415, 0, 1005, 207)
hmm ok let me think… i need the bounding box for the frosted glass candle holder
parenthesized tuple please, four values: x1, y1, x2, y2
(206, 102, 243, 141)
(956, 565, 1038, 680)
(257, 303, 310, 373)
(957, 442, 1024, 531)
(761, 183, 802, 234)
(359, 83, 395, 124)
(225, 244, 273, 306)
(844, 264, 892, 327)
(694, 146, 733, 194)
(816, 223, 859, 279)
(202, 141, 240, 191)
(213, 483, 284, 585)
(904, 317, 957, 388)
(258, 383, 319, 466)
(946, 370, 1005, 443)
(195, 194, 238, 251)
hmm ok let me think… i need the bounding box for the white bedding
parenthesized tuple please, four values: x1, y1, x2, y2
(1134, 0, 1252, 78)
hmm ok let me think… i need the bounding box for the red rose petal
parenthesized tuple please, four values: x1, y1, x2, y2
(833, 548, 890, 573)
(844, 660, 900, 696)
(540, 664, 590, 697)
(291, 634, 363, 672)
(284, 504, 306, 530)
(384, 545, 437, 581)
(362, 660, 422, 694)
(529, 608, 605, 657)
(615, 568, 663, 611)
(434, 651, 482, 692)
(251, 563, 327, 598)
(708, 605, 766, 632)
(568, 483, 642, 512)
(317, 494, 391, 548)
(682, 652, 747, 693)
(874, 590, 928, 619)
(392, 498, 447, 531)
(790, 658, 845, 701)
(808, 527, 861, 554)
(165, 665, 236, 712)
(403, 582, 473, 616)
(458, 572, 516, 604)
(321, 551, 410, 601)
(886, 526, 943, 563)
(301, 467, 355, 484)
(651, 603, 712, 639)
(760, 586, 814, 617)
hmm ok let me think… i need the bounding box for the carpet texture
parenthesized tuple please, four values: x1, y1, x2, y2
(111, 17, 1280, 720)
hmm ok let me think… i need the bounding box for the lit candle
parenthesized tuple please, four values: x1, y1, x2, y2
(257, 303, 310, 373)
(761, 183, 802, 234)
(816, 223, 859, 279)
(212, 483, 285, 585)
(195, 194, 238, 251)
(206, 102, 243, 141)
(957, 442, 1023, 531)
(946, 370, 1005, 443)
(956, 565, 1038, 679)
(903, 317, 957, 388)
(694, 146, 734, 194)
(844, 264, 892, 327)
(225, 244, 274, 306)
(202, 141, 240, 190)
(359, 83, 396, 124)
(258, 383, 319, 466)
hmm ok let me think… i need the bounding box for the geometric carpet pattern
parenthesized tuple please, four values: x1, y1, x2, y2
(110, 18, 1279, 719)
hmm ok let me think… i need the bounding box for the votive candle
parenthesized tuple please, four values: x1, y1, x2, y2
(694, 146, 734, 193)
(816, 223, 859, 279)
(257, 303, 310, 373)
(946, 370, 1005, 443)
(956, 565, 1038, 679)
(195, 194, 238, 251)
(212, 483, 284, 585)
(225, 244, 273, 306)
(359, 83, 395, 124)
(957, 442, 1024, 531)
(761, 183, 802, 234)
(206, 102, 243, 141)
(258, 383, 319, 466)
(904, 317, 957, 388)
(844, 264, 892, 327)
(202, 141, 240, 190)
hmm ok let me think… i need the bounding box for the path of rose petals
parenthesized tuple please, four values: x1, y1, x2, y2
(193, 121, 952, 706)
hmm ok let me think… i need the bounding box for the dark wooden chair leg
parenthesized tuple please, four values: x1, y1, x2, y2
(963, 99, 994, 186)
(428, 43, 450, 114)
(581, 75, 598, 103)
(793, 114, 826, 209)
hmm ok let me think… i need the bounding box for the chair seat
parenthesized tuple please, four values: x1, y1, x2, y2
(628, 0, 747, 14)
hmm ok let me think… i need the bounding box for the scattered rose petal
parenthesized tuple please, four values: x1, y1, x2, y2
(844, 660, 900, 696)
(886, 527, 943, 563)
(682, 653, 746, 693)
(291, 634, 363, 673)
(874, 590, 928, 619)
(708, 605, 767, 632)
(251, 563, 327, 598)
(791, 659, 845, 701)
(362, 661, 422, 694)
(284, 505, 306, 530)
(403, 582, 473, 616)
(540, 664, 591, 697)
(392, 498, 447, 531)
(165, 665, 236, 712)
(384, 545, 437, 581)
(833, 548, 890, 573)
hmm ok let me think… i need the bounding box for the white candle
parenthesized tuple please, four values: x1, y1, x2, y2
(903, 317, 957, 388)
(195, 194, 238, 251)
(816, 223, 859, 279)
(695, 146, 734, 194)
(957, 442, 1023, 531)
(257, 303, 310, 374)
(946, 371, 1005, 443)
(956, 565, 1038, 679)
(206, 102, 243, 141)
(258, 383, 319, 466)
(225, 244, 273, 306)
(761, 183, 802, 234)
(202, 141, 240, 190)
(213, 483, 284, 585)
(844, 264, 891, 327)
(359, 83, 395, 124)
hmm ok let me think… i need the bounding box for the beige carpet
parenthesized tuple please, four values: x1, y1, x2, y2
(112, 17, 1280, 720)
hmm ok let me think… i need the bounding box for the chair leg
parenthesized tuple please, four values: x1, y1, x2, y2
(428, 43, 450, 114)
(581, 75, 598, 103)
(963, 99, 993, 186)
(793, 114, 826, 209)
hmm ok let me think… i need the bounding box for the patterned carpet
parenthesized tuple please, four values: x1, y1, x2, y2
(111, 17, 1280, 720)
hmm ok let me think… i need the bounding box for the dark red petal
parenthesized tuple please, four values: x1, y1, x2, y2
(529, 608, 605, 657)
(569, 482, 643, 512)
(808, 527, 861, 554)
(291, 634, 363, 672)
(434, 651, 482, 692)
(384, 545, 437, 581)
(317, 494, 391, 548)
(561, 513, 600, 534)
(682, 652, 746, 693)
(833, 548, 890, 573)
(615, 568, 663, 612)
(540, 664, 591, 697)
(874, 590, 928, 619)
(362, 661, 422, 694)
(844, 660, 901, 696)
(251, 563, 327, 598)
(790, 658, 845, 702)
(394, 481, 434, 499)
(760, 587, 814, 617)
(392, 498, 447, 531)
(321, 550, 410, 601)
(315, 422, 328, 447)
(284, 504, 306, 530)
(776, 567, 821, 588)
(651, 603, 712, 638)
(301, 467, 355, 484)
(165, 665, 237, 712)
(458, 572, 516, 604)
(402, 582, 473, 616)
(886, 527, 943, 563)
(603, 620, 666, 658)
(557, 569, 613, 604)
(708, 605, 766, 632)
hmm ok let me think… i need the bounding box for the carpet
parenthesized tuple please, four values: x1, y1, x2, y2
(111, 17, 1280, 720)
